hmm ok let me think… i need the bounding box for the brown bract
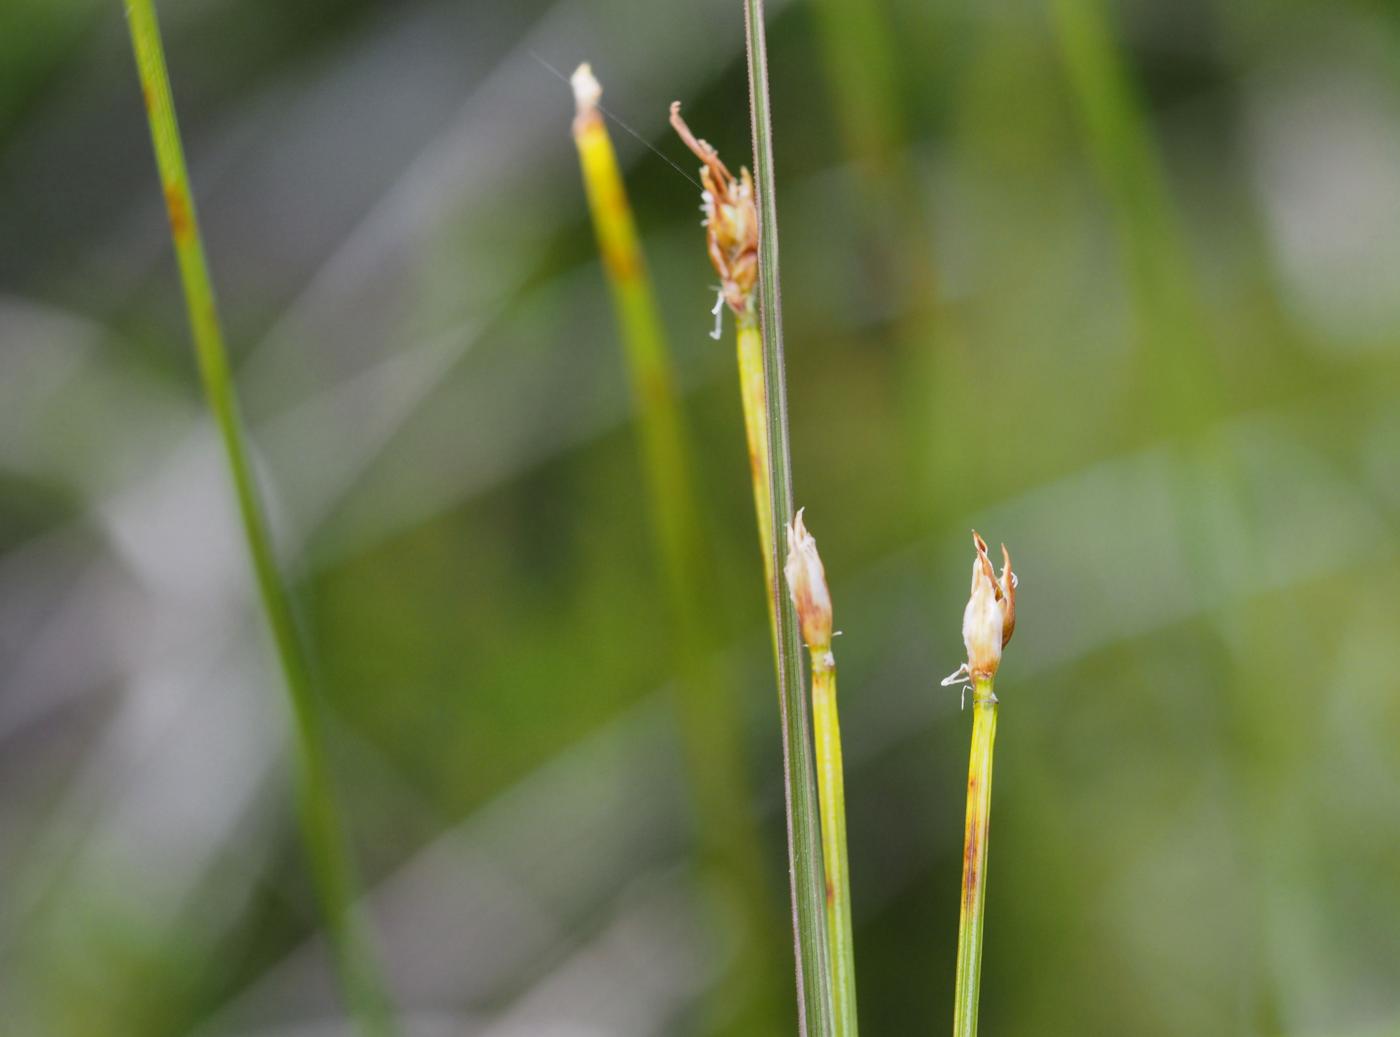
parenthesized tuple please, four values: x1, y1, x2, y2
(784, 509, 833, 657)
(669, 102, 759, 319)
(973, 531, 1016, 649)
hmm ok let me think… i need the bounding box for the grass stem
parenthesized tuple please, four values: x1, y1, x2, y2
(785, 512, 859, 1036)
(741, 2, 836, 1031)
(736, 314, 778, 643)
(944, 532, 1015, 1037)
(571, 65, 782, 1033)
(670, 30, 831, 1023)
(953, 677, 998, 1037)
(123, 4, 392, 1033)
(812, 657, 857, 1034)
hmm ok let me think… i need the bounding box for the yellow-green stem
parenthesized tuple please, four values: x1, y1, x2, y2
(123, 4, 391, 1033)
(811, 654, 858, 1036)
(953, 678, 998, 1037)
(736, 315, 778, 644)
(573, 91, 782, 1034)
(572, 100, 692, 567)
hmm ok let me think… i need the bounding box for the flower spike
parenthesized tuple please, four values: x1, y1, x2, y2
(943, 531, 1017, 688)
(670, 102, 759, 323)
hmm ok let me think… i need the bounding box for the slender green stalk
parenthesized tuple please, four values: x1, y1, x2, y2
(736, 314, 778, 642)
(812, 659, 857, 1034)
(742, 3, 836, 1032)
(784, 515, 856, 1030)
(670, 43, 830, 1025)
(570, 66, 693, 572)
(123, 5, 391, 1033)
(785, 513, 858, 1036)
(571, 66, 782, 1033)
(953, 677, 997, 1037)
(944, 533, 1015, 1037)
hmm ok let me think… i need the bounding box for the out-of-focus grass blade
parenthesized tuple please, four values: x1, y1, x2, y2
(121, 3, 393, 1033)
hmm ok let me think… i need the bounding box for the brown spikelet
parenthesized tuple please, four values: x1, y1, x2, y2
(669, 103, 759, 319)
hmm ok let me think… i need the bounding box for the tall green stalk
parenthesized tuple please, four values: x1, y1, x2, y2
(953, 676, 997, 1037)
(123, 4, 391, 1033)
(742, 3, 835, 1033)
(785, 513, 858, 1036)
(570, 65, 782, 1034)
(944, 533, 1015, 1037)
(812, 657, 857, 1034)
(736, 314, 779, 644)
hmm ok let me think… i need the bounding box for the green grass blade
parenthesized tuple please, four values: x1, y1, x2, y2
(741, 3, 836, 1033)
(122, 4, 393, 1033)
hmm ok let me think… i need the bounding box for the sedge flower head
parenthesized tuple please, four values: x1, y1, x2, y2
(784, 509, 833, 660)
(942, 531, 1017, 688)
(670, 102, 759, 323)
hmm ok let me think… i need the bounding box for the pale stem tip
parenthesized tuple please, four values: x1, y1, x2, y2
(571, 63, 601, 116)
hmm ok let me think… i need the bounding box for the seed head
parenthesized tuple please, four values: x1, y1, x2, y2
(669, 102, 759, 321)
(784, 509, 833, 661)
(943, 531, 1017, 687)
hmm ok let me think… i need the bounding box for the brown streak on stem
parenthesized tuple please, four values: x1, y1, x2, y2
(600, 243, 639, 283)
(962, 822, 980, 910)
(638, 368, 668, 409)
(164, 183, 192, 243)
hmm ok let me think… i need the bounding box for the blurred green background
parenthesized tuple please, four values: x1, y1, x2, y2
(3, 0, 1400, 1034)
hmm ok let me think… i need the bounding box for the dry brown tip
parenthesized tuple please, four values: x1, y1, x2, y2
(972, 530, 996, 587)
(669, 102, 732, 183)
(999, 542, 1016, 647)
